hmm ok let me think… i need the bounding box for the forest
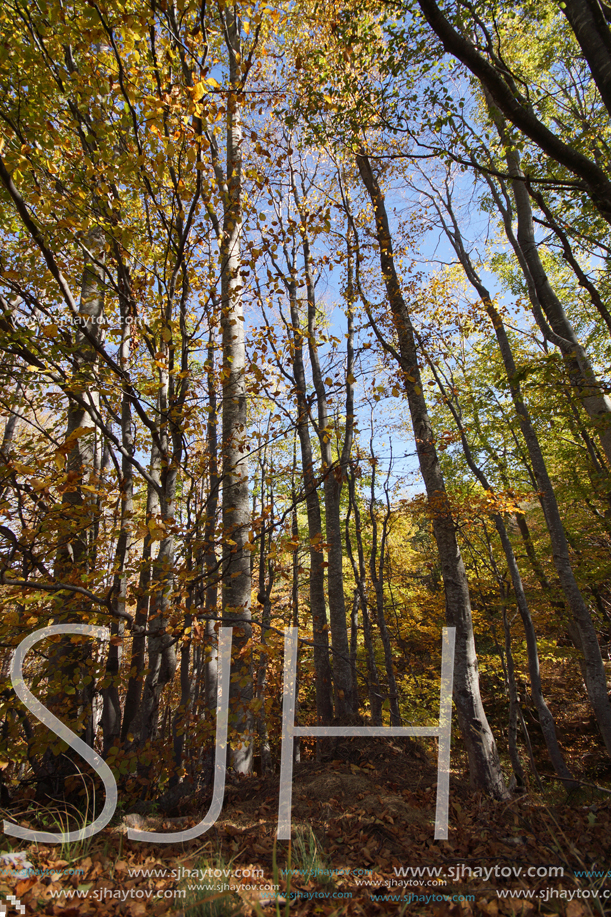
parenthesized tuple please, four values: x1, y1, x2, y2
(0, 0, 611, 914)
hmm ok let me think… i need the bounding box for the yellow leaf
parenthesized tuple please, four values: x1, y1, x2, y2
(12, 462, 36, 474)
(206, 77, 221, 89)
(191, 81, 205, 101)
(147, 518, 166, 541)
(42, 323, 59, 338)
(67, 426, 94, 441)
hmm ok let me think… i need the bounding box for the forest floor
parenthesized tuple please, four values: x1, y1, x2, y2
(2, 725, 611, 917)
(2, 658, 611, 917)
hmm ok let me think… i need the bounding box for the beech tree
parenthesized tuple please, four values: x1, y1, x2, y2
(2, 0, 611, 823)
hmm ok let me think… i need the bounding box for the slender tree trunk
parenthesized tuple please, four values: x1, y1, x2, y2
(296, 205, 355, 720)
(483, 108, 611, 466)
(287, 279, 334, 726)
(204, 335, 220, 715)
(172, 589, 193, 782)
(436, 194, 611, 757)
(220, 6, 252, 773)
(255, 450, 274, 775)
(0, 386, 21, 503)
(101, 285, 134, 756)
(42, 227, 106, 795)
(131, 367, 179, 747)
(369, 453, 402, 726)
(427, 361, 575, 783)
(291, 452, 301, 764)
(348, 591, 360, 714)
(560, 0, 611, 120)
(357, 153, 508, 798)
(346, 466, 384, 725)
(502, 611, 526, 788)
(121, 448, 160, 741)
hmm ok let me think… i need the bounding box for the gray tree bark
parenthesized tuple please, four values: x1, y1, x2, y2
(42, 226, 106, 795)
(255, 450, 274, 776)
(287, 278, 334, 726)
(502, 611, 526, 788)
(101, 282, 134, 755)
(436, 190, 611, 757)
(130, 370, 179, 747)
(219, 5, 253, 774)
(425, 350, 575, 785)
(121, 445, 160, 741)
(357, 153, 508, 798)
(369, 452, 402, 727)
(203, 335, 220, 715)
(560, 0, 611, 120)
(483, 107, 611, 467)
(346, 466, 384, 725)
(295, 198, 355, 720)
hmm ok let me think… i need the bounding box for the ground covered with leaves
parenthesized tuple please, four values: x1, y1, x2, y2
(2, 736, 611, 917)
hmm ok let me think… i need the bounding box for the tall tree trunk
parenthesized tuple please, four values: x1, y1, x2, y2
(0, 384, 21, 503)
(346, 466, 384, 725)
(560, 0, 611, 120)
(296, 200, 355, 720)
(131, 368, 179, 748)
(172, 586, 193, 783)
(203, 335, 220, 716)
(220, 5, 252, 773)
(483, 109, 611, 467)
(369, 450, 402, 727)
(502, 611, 526, 788)
(42, 226, 106, 796)
(356, 153, 508, 798)
(121, 446, 160, 741)
(101, 303, 134, 756)
(427, 359, 575, 784)
(287, 279, 334, 726)
(255, 447, 274, 776)
(290, 449, 301, 764)
(436, 192, 611, 757)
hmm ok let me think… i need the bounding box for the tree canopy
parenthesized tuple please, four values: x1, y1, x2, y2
(1, 0, 611, 911)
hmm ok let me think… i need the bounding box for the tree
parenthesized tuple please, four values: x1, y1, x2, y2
(355, 153, 508, 798)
